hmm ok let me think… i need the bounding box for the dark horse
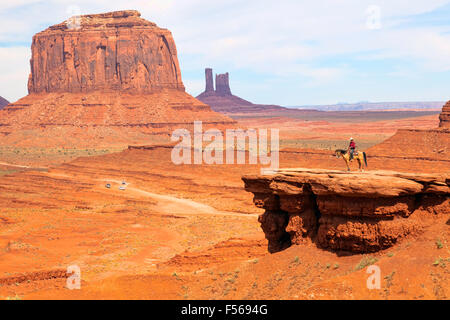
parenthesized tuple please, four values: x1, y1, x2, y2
(335, 149, 368, 171)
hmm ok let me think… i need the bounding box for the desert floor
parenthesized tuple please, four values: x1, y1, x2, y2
(0, 111, 448, 300)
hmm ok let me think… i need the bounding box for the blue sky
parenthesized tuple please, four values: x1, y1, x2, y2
(0, 0, 449, 106)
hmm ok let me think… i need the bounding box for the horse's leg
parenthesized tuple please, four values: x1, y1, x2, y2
(358, 158, 362, 172)
(345, 157, 350, 171)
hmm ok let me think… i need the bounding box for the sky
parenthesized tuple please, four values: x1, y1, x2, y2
(0, 0, 449, 106)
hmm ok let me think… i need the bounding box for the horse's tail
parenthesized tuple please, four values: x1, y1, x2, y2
(363, 152, 368, 168)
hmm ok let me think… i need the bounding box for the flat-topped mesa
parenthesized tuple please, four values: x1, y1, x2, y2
(439, 100, 450, 128)
(243, 169, 449, 253)
(48, 10, 156, 30)
(28, 10, 185, 94)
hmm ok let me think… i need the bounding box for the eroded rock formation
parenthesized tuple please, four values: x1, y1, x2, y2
(28, 10, 184, 94)
(215, 73, 232, 96)
(243, 169, 449, 253)
(439, 101, 450, 128)
(204, 68, 214, 94)
(196, 68, 284, 114)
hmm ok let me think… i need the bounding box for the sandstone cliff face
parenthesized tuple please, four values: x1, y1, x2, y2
(28, 10, 184, 94)
(243, 169, 449, 253)
(439, 101, 450, 128)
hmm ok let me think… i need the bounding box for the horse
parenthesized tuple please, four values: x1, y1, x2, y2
(335, 149, 368, 172)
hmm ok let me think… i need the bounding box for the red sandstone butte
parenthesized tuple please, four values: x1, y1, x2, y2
(0, 11, 235, 147)
(196, 68, 285, 114)
(28, 10, 184, 94)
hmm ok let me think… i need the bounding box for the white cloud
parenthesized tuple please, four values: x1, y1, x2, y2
(0, 47, 30, 101)
(183, 78, 205, 96)
(0, 0, 42, 11)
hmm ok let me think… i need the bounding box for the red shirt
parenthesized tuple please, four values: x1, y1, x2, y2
(349, 141, 356, 149)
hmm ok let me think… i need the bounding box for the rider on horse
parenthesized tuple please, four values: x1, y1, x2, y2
(335, 138, 367, 171)
(348, 138, 356, 160)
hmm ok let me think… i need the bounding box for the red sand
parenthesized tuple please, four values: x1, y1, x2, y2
(0, 136, 448, 299)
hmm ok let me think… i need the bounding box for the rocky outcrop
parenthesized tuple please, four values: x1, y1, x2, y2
(204, 68, 214, 94)
(0, 96, 9, 110)
(28, 10, 184, 94)
(197, 68, 285, 114)
(215, 73, 232, 96)
(243, 169, 449, 253)
(439, 101, 450, 128)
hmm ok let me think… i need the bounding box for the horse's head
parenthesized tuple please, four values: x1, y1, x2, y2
(335, 149, 343, 158)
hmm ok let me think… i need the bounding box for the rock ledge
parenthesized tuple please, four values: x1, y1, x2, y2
(243, 169, 449, 253)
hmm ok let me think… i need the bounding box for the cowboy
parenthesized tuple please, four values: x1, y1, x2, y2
(348, 138, 356, 160)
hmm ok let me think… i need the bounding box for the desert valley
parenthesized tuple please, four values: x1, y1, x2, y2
(0, 9, 448, 301)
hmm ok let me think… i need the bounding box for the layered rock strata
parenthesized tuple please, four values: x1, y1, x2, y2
(243, 169, 449, 253)
(28, 10, 184, 94)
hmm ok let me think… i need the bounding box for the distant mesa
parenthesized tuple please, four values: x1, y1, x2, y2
(295, 101, 445, 112)
(439, 100, 450, 128)
(0, 96, 9, 110)
(0, 11, 235, 147)
(196, 68, 285, 114)
(197, 68, 253, 106)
